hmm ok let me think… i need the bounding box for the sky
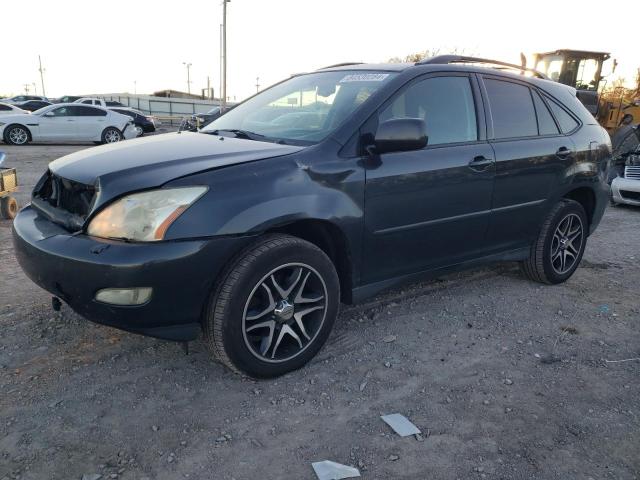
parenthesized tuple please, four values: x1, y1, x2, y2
(2, 0, 637, 101)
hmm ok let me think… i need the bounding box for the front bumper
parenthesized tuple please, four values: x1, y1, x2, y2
(13, 205, 254, 341)
(611, 177, 640, 206)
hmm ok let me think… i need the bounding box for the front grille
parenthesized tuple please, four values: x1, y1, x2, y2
(32, 170, 96, 230)
(620, 190, 640, 201)
(625, 166, 640, 181)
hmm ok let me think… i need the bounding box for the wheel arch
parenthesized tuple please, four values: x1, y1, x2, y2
(267, 219, 354, 304)
(563, 187, 596, 227)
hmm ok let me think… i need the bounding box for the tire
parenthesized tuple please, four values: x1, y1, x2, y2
(0, 196, 18, 219)
(204, 234, 340, 378)
(101, 127, 123, 144)
(520, 199, 588, 284)
(4, 125, 30, 145)
(134, 124, 145, 137)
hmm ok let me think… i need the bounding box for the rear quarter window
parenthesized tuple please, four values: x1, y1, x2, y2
(544, 95, 580, 133)
(484, 78, 538, 139)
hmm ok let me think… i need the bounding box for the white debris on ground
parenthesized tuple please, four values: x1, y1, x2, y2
(380, 413, 421, 437)
(312, 460, 361, 480)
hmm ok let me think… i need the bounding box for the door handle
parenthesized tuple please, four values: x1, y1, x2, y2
(468, 155, 493, 172)
(556, 146, 573, 158)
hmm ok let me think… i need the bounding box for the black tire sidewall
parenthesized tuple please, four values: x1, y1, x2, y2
(214, 238, 339, 378)
(0, 197, 18, 219)
(541, 201, 588, 283)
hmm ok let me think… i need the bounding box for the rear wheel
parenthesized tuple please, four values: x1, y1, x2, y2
(204, 234, 340, 378)
(520, 199, 587, 284)
(101, 127, 123, 144)
(4, 125, 30, 145)
(134, 124, 144, 137)
(0, 196, 18, 219)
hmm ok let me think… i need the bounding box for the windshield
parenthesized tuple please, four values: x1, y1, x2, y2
(202, 70, 396, 145)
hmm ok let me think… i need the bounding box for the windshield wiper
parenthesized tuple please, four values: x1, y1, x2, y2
(209, 129, 266, 140)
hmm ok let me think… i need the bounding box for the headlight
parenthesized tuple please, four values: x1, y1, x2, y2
(87, 186, 207, 241)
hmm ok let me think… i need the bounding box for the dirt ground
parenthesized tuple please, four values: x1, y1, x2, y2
(0, 140, 638, 480)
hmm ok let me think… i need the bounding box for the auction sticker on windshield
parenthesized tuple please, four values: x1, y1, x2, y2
(339, 73, 390, 82)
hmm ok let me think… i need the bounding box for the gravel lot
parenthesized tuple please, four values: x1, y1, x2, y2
(1, 140, 639, 480)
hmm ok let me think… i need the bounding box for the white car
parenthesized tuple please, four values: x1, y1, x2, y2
(0, 102, 29, 115)
(0, 103, 137, 145)
(74, 97, 107, 108)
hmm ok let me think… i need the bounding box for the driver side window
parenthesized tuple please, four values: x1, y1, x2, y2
(50, 107, 71, 117)
(380, 76, 478, 146)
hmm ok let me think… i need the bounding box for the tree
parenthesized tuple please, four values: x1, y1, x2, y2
(387, 47, 473, 63)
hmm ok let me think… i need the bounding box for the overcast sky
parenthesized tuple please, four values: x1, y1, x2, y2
(3, 0, 637, 100)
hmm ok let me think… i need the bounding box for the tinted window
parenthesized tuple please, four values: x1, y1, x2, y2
(544, 95, 579, 133)
(0, 104, 11, 111)
(113, 109, 134, 119)
(484, 79, 537, 139)
(531, 90, 559, 136)
(74, 106, 107, 116)
(380, 76, 477, 145)
(81, 99, 93, 104)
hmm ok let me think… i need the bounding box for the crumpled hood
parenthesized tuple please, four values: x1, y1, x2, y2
(48, 131, 304, 210)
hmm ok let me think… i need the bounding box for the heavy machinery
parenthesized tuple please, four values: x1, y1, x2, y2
(532, 49, 640, 132)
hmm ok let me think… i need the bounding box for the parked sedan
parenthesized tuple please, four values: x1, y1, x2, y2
(0, 104, 136, 145)
(4, 95, 48, 104)
(109, 107, 157, 136)
(15, 100, 53, 112)
(0, 102, 29, 115)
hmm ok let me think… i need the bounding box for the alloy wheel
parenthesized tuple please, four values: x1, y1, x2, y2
(134, 125, 144, 136)
(550, 213, 584, 275)
(9, 127, 28, 145)
(242, 263, 328, 363)
(104, 130, 122, 143)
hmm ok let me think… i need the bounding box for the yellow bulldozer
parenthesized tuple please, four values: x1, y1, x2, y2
(532, 49, 640, 132)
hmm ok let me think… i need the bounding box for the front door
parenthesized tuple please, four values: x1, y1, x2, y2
(362, 74, 495, 284)
(37, 106, 78, 140)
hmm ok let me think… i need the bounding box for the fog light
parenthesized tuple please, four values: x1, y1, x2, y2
(95, 287, 152, 306)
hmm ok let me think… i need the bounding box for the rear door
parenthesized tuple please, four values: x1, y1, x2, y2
(363, 73, 495, 283)
(74, 105, 107, 139)
(480, 76, 576, 252)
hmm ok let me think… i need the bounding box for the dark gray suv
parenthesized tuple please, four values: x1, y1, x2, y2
(13, 56, 611, 377)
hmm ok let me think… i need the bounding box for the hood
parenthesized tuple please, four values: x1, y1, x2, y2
(48, 131, 304, 209)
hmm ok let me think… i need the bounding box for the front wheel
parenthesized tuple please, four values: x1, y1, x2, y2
(134, 124, 144, 137)
(101, 127, 123, 144)
(204, 234, 340, 378)
(4, 125, 30, 145)
(520, 199, 588, 284)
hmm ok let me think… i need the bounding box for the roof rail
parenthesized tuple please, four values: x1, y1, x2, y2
(318, 62, 364, 70)
(416, 55, 548, 80)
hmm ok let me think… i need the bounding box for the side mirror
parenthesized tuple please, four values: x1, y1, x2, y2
(374, 118, 427, 154)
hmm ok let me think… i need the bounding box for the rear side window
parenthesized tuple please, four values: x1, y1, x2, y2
(544, 95, 580, 133)
(380, 76, 477, 145)
(0, 104, 10, 111)
(484, 78, 537, 139)
(531, 90, 559, 136)
(75, 106, 107, 116)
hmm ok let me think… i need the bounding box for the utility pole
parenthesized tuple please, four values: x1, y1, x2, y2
(23, 84, 30, 94)
(38, 55, 46, 97)
(219, 24, 223, 104)
(222, 0, 230, 110)
(32, 82, 38, 95)
(134, 80, 137, 95)
(255, 76, 260, 93)
(183, 62, 192, 94)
